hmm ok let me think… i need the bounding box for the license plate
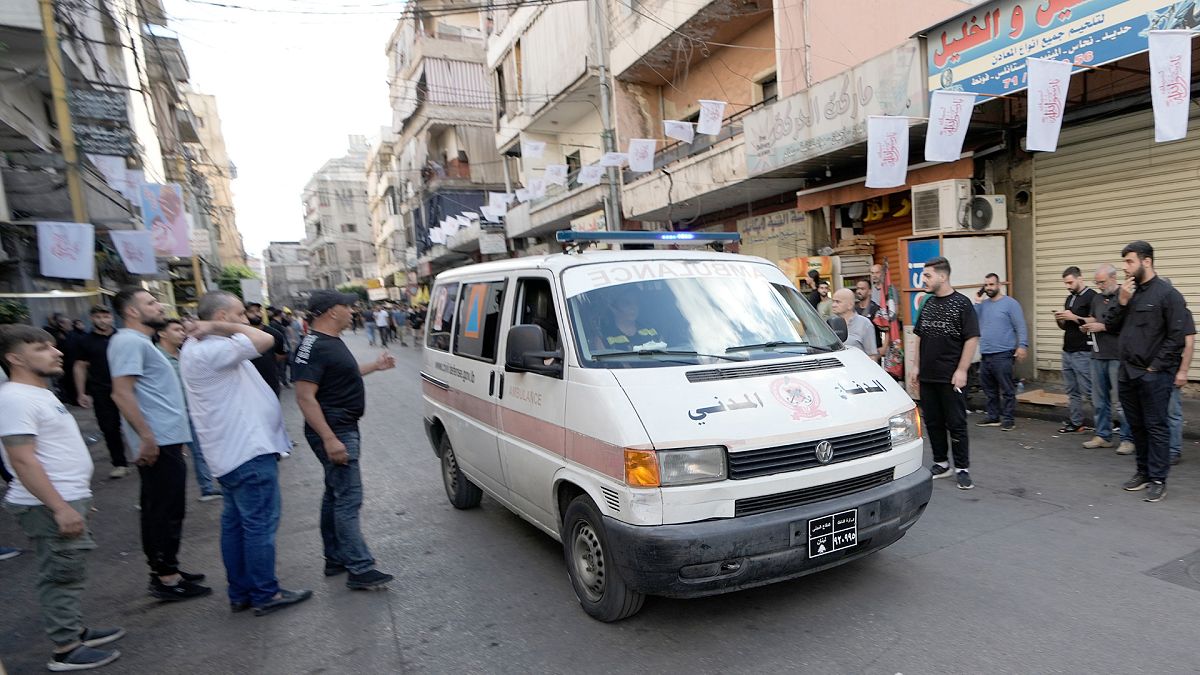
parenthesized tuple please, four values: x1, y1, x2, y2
(805, 509, 858, 558)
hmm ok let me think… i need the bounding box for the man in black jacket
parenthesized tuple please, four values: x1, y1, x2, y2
(1105, 241, 1194, 503)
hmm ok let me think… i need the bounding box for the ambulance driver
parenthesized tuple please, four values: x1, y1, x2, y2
(591, 287, 661, 352)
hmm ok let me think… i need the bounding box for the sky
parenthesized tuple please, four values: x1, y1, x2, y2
(162, 0, 400, 256)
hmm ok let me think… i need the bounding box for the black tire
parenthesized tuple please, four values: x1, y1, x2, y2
(561, 495, 645, 622)
(439, 435, 482, 509)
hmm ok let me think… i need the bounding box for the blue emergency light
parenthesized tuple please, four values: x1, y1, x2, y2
(555, 230, 740, 244)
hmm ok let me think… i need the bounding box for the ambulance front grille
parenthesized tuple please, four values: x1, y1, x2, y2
(685, 358, 843, 383)
(727, 427, 892, 480)
(600, 487, 621, 512)
(734, 469, 894, 517)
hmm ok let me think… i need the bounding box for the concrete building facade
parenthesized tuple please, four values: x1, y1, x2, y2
(301, 136, 377, 290)
(185, 89, 246, 267)
(263, 241, 309, 310)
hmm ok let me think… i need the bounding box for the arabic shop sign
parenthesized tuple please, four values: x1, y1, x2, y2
(743, 40, 925, 177)
(928, 0, 1194, 98)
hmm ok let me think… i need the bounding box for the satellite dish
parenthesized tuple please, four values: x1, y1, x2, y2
(968, 196, 993, 230)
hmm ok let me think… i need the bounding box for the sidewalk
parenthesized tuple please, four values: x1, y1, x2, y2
(1002, 379, 1200, 441)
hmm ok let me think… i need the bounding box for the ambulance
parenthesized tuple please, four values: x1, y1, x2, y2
(420, 231, 931, 621)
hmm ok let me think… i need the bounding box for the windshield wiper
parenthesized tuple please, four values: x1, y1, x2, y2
(593, 349, 748, 362)
(725, 340, 810, 353)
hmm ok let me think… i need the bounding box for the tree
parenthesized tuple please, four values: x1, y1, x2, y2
(0, 299, 30, 325)
(337, 284, 369, 303)
(217, 264, 258, 299)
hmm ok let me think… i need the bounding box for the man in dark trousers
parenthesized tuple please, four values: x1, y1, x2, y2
(71, 306, 131, 479)
(293, 290, 396, 590)
(1104, 241, 1193, 503)
(910, 257, 981, 490)
(245, 302, 286, 397)
(1054, 266, 1098, 433)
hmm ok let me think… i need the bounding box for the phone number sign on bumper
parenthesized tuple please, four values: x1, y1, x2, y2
(805, 509, 858, 558)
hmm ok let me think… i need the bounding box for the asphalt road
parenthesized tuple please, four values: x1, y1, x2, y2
(3, 331, 1200, 674)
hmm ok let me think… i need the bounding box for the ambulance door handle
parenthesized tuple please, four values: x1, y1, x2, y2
(489, 371, 496, 397)
(497, 372, 504, 399)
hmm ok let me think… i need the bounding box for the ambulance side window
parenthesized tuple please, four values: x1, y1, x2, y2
(453, 280, 506, 363)
(425, 282, 460, 352)
(514, 278, 560, 352)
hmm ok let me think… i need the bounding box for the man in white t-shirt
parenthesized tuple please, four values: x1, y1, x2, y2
(179, 291, 312, 616)
(1, 325, 125, 671)
(373, 305, 391, 348)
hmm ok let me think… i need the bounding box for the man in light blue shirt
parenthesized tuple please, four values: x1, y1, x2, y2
(973, 273, 1028, 430)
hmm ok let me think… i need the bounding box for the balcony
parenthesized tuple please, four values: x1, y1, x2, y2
(610, 0, 769, 82)
(448, 220, 480, 253)
(516, 173, 604, 239)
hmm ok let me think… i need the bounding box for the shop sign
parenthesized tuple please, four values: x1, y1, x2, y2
(862, 194, 912, 223)
(366, 277, 384, 289)
(743, 40, 925, 177)
(570, 210, 606, 232)
(69, 90, 128, 123)
(905, 238, 942, 317)
(927, 0, 1193, 98)
(76, 124, 134, 156)
(736, 208, 807, 263)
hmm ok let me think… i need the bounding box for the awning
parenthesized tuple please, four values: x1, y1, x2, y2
(424, 58, 492, 110)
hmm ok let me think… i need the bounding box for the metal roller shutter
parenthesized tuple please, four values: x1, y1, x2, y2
(1033, 108, 1200, 378)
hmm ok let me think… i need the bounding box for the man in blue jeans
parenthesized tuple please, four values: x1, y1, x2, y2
(1054, 266, 1097, 434)
(1081, 264, 1135, 453)
(1168, 334, 1194, 465)
(293, 290, 396, 590)
(180, 291, 311, 615)
(973, 273, 1028, 431)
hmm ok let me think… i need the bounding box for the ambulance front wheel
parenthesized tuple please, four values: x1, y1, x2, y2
(562, 495, 645, 622)
(439, 435, 482, 509)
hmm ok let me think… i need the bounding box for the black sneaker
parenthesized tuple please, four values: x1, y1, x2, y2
(254, 589, 314, 616)
(1001, 422, 1015, 432)
(323, 561, 348, 577)
(149, 578, 213, 602)
(1144, 481, 1166, 502)
(346, 569, 394, 590)
(1058, 423, 1085, 433)
(1122, 472, 1151, 491)
(1170, 455, 1181, 466)
(47, 644, 120, 671)
(79, 627, 125, 648)
(930, 464, 953, 479)
(179, 570, 206, 583)
(956, 470, 975, 490)
(976, 419, 1001, 427)
(230, 600, 252, 613)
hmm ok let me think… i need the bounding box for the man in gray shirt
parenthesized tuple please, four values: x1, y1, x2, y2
(832, 289, 879, 362)
(108, 288, 211, 602)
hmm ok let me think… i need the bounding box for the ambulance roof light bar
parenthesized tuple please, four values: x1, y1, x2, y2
(555, 231, 740, 246)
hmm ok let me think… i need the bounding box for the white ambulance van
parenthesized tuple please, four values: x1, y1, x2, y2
(421, 231, 931, 621)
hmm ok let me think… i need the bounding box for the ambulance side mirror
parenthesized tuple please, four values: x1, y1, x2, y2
(505, 324, 563, 378)
(827, 315, 849, 342)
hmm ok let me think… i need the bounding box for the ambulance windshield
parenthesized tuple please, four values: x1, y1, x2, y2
(565, 266, 842, 369)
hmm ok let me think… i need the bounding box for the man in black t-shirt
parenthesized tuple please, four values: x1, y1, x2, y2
(246, 302, 287, 397)
(1054, 266, 1098, 433)
(71, 305, 130, 477)
(292, 290, 396, 591)
(912, 257, 981, 490)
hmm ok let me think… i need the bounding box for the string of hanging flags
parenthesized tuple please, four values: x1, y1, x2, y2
(866, 30, 1197, 189)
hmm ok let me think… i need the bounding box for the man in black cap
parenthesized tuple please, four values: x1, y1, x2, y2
(291, 290, 396, 590)
(244, 302, 287, 397)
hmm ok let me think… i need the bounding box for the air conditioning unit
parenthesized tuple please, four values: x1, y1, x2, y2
(965, 194, 1009, 231)
(911, 179, 970, 234)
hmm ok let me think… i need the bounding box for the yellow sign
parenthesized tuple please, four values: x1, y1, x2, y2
(862, 194, 912, 223)
(366, 278, 383, 289)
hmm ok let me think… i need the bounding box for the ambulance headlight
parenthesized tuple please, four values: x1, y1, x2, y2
(890, 409, 921, 446)
(658, 446, 727, 486)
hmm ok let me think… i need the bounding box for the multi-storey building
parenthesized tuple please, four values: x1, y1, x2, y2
(387, 1, 509, 281)
(366, 127, 407, 295)
(301, 136, 377, 290)
(185, 89, 246, 267)
(263, 241, 309, 310)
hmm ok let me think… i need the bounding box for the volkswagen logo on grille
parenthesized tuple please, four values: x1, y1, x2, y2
(815, 440, 835, 464)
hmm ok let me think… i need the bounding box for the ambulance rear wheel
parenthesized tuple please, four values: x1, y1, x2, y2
(562, 495, 645, 622)
(440, 436, 482, 509)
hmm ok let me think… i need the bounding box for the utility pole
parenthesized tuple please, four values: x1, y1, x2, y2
(39, 0, 96, 288)
(591, 0, 621, 233)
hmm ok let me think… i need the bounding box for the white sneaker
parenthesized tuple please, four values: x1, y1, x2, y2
(109, 466, 130, 479)
(1116, 441, 1135, 455)
(197, 493, 223, 503)
(1082, 436, 1113, 449)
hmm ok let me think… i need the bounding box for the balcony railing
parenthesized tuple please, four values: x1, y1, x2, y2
(623, 99, 771, 181)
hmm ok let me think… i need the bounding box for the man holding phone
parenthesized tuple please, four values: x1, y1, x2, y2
(1054, 267, 1097, 434)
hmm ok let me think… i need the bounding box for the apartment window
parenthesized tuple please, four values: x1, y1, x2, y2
(342, 223, 357, 233)
(496, 64, 507, 119)
(758, 72, 779, 104)
(349, 249, 363, 264)
(566, 151, 581, 186)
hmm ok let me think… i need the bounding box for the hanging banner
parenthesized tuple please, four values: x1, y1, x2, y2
(1149, 30, 1193, 143)
(696, 100, 727, 135)
(140, 183, 191, 257)
(479, 232, 508, 256)
(527, 178, 547, 199)
(442, 217, 460, 235)
(544, 164, 568, 186)
(487, 192, 510, 214)
(1025, 58, 1071, 152)
(578, 164, 605, 185)
(37, 221, 95, 280)
(430, 225, 445, 245)
(109, 230, 157, 274)
(521, 139, 546, 159)
(481, 205, 504, 222)
(599, 152, 628, 167)
(663, 120, 695, 143)
(865, 116, 909, 188)
(627, 139, 656, 172)
(925, 91, 977, 162)
(515, 187, 531, 202)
